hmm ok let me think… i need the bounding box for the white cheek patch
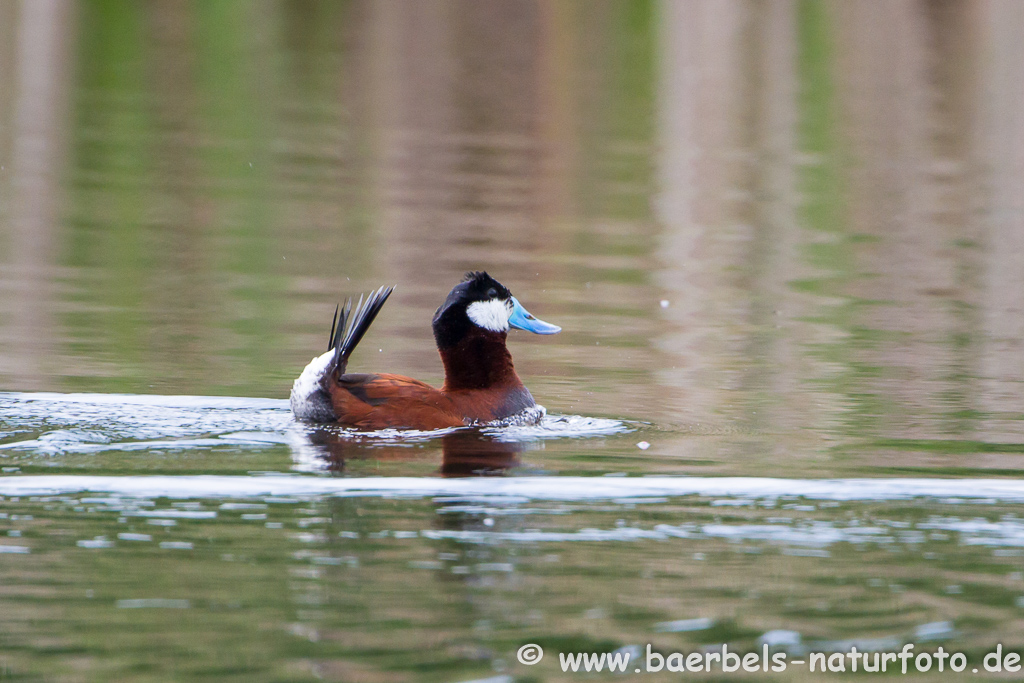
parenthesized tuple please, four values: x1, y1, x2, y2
(466, 299, 512, 332)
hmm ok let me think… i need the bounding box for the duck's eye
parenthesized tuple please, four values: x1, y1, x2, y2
(487, 288, 497, 298)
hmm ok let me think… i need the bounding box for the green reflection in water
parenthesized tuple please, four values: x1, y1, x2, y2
(194, 0, 285, 395)
(795, 0, 892, 446)
(68, 0, 155, 392)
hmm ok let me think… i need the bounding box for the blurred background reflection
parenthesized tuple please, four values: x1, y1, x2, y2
(4, 1, 1024, 455)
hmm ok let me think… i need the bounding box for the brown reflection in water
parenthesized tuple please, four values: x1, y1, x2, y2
(141, 0, 211, 383)
(368, 0, 543, 279)
(978, 0, 1024, 439)
(654, 0, 749, 428)
(654, 0, 827, 461)
(0, 0, 74, 389)
(302, 426, 526, 476)
(438, 429, 526, 477)
(833, 0, 983, 440)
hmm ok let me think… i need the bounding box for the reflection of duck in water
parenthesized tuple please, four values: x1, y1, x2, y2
(301, 428, 528, 476)
(440, 430, 526, 476)
(291, 272, 560, 430)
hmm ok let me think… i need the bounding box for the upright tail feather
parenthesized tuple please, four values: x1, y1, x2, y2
(328, 285, 395, 378)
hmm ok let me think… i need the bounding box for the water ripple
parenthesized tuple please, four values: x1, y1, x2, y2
(2, 474, 1024, 503)
(0, 392, 628, 458)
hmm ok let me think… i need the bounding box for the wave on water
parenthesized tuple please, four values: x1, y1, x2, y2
(0, 392, 294, 455)
(484, 413, 631, 441)
(1, 473, 1024, 504)
(0, 392, 630, 459)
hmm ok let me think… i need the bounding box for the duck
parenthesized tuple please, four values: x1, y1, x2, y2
(290, 271, 561, 430)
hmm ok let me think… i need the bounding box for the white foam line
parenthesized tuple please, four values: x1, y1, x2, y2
(0, 392, 287, 409)
(0, 475, 1021, 503)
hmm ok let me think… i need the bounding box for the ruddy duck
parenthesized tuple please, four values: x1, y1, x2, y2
(290, 271, 560, 430)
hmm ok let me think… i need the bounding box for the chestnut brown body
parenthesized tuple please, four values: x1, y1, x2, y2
(328, 328, 536, 430)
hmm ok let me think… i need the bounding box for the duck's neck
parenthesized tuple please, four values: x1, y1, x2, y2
(438, 329, 522, 392)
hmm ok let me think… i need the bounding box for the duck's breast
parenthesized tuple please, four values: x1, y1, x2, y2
(447, 384, 536, 424)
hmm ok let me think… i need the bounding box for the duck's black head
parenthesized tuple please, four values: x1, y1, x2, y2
(432, 271, 514, 349)
(432, 272, 560, 392)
